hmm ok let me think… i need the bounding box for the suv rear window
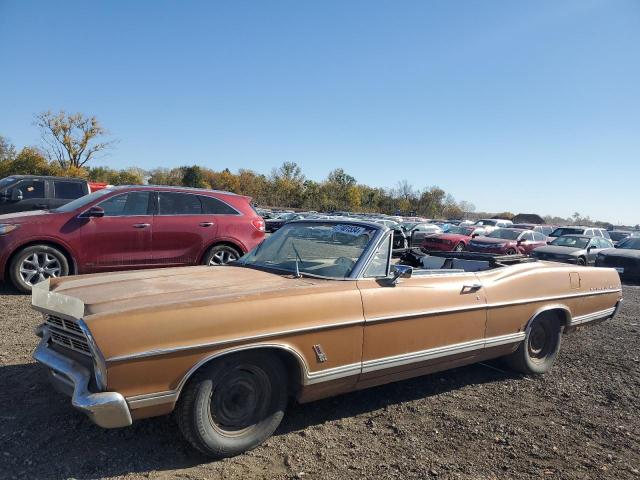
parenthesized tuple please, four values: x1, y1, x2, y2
(200, 195, 239, 215)
(551, 227, 584, 237)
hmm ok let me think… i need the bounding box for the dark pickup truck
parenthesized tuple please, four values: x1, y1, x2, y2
(0, 175, 106, 214)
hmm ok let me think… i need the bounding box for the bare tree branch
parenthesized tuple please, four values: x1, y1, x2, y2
(35, 110, 114, 169)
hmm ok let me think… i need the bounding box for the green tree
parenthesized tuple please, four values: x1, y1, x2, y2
(181, 165, 209, 188)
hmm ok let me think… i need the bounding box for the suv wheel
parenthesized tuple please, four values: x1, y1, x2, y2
(10, 245, 70, 293)
(204, 245, 242, 266)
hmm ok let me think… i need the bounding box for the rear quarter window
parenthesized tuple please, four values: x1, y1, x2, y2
(200, 195, 240, 215)
(54, 181, 85, 199)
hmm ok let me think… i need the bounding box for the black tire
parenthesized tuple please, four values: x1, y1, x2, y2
(203, 244, 242, 266)
(9, 244, 70, 293)
(505, 248, 518, 255)
(576, 257, 586, 266)
(454, 242, 465, 252)
(505, 313, 562, 374)
(176, 351, 288, 458)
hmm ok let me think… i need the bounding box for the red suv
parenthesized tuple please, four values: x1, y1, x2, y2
(0, 186, 265, 292)
(467, 228, 547, 255)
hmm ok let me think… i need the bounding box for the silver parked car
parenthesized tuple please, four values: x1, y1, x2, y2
(531, 235, 614, 266)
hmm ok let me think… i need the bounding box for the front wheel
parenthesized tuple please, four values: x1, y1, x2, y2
(203, 244, 242, 266)
(9, 245, 70, 293)
(505, 248, 518, 255)
(576, 257, 586, 266)
(176, 352, 288, 458)
(505, 313, 562, 374)
(454, 242, 465, 252)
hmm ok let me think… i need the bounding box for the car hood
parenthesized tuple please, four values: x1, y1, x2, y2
(599, 248, 640, 259)
(532, 245, 582, 255)
(426, 233, 469, 242)
(33, 265, 318, 318)
(470, 236, 514, 245)
(0, 209, 54, 223)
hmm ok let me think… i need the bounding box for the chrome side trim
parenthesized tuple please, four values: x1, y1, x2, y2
(362, 332, 525, 374)
(570, 307, 616, 326)
(126, 332, 529, 407)
(366, 288, 621, 324)
(106, 319, 364, 363)
(127, 390, 178, 409)
(306, 362, 361, 385)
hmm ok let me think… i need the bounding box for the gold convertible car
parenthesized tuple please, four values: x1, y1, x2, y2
(32, 220, 623, 458)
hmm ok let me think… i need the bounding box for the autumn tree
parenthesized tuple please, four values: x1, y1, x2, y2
(36, 110, 113, 169)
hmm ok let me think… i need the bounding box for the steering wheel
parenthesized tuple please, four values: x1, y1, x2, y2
(334, 256, 356, 269)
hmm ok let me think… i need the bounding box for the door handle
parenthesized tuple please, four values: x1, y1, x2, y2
(199, 222, 214, 227)
(132, 223, 151, 228)
(461, 283, 482, 293)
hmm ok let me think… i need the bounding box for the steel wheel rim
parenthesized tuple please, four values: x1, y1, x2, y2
(528, 320, 552, 363)
(207, 365, 271, 436)
(208, 248, 239, 266)
(19, 252, 61, 286)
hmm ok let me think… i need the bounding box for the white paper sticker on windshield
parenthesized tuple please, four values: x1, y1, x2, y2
(333, 224, 366, 236)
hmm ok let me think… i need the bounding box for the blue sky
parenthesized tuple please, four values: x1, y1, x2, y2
(1, 0, 639, 224)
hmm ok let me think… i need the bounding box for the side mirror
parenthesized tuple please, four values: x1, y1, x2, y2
(82, 206, 105, 218)
(471, 233, 479, 238)
(587, 245, 594, 252)
(387, 264, 413, 285)
(10, 189, 23, 201)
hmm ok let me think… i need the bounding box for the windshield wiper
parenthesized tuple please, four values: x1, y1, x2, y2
(291, 241, 303, 278)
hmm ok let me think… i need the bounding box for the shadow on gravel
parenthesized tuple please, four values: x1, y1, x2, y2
(0, 360, 520, 479)
(0, 282, 23, 296)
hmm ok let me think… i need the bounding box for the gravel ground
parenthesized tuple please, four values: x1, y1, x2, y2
(0, 283, 638, 480)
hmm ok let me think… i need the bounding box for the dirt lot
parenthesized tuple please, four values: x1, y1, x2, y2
(0, 283, 638, 480)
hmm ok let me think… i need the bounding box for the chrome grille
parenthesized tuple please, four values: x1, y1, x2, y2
(45, 314, 83, 335)
(44, 315, 91, 357)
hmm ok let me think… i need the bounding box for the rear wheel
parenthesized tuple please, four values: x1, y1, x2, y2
(203, 244, 242, 266)
(505, 313, 562, 374)
(176, 352, 288, 458)
(9, 245, 70, 293)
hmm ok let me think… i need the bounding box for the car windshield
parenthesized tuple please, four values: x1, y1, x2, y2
(0, 177, 16, 189)
(402, 222, 418, 231)
(239, 222, 378, 279)
(609, 231, 631, 242)
(550, 227, 584, 237)
(447, 226, 474, 236)
(487, 229, 521, 240)
(551, 236, 589, 249)
(50, 188, 113, 213)
(618, 238, 640, 250)
(474, 220, 496, 226)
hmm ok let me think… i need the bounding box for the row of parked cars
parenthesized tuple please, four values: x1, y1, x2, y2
(1, 174, 638, 292)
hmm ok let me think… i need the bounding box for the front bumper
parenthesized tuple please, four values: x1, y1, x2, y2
(33, 329, 132, 428)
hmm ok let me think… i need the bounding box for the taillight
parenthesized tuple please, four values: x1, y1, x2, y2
(252, 218, 265, 232)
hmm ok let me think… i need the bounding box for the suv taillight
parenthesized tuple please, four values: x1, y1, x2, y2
(252, 218, 265, 232)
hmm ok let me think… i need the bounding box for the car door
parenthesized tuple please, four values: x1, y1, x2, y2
(2, 178, 47, 212)
(587, 238, 612, 265)
(152, 191, 218, 266)
(78, 191, 154, 272)
(356, 236, 488, 386)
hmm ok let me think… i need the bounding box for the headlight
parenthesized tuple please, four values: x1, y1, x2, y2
(0, 224, 18, 235)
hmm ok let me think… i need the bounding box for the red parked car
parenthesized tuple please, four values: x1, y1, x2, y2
(467, 228, 547, 255)
(421, 225, 479, 252)
(0, 186, 265, 292)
